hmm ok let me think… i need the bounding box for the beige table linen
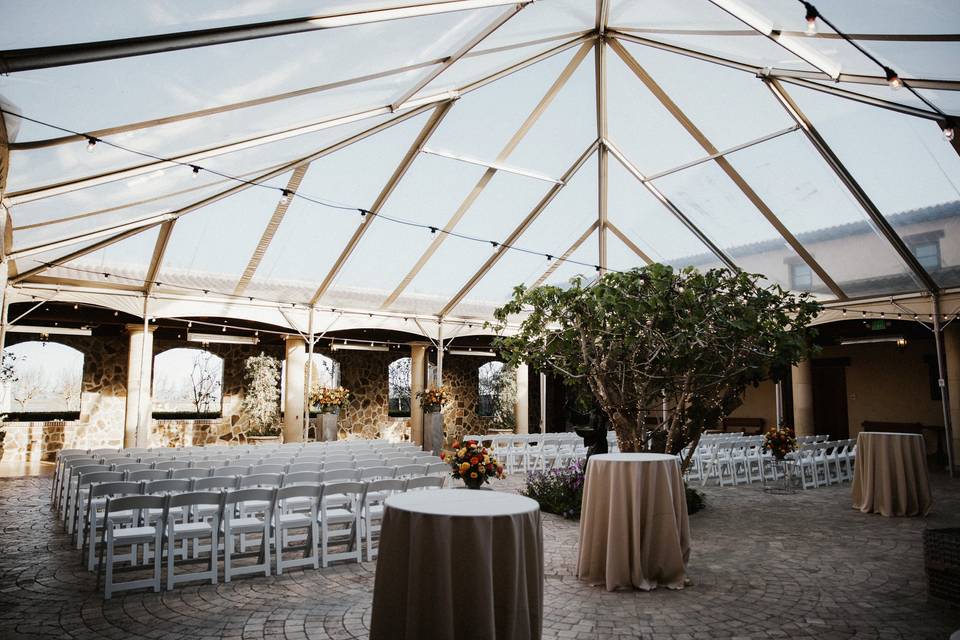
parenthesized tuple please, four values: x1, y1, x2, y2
(577, 453, 690, 592)
(852, 432, 932, 517)
(369, 489, 543, 640)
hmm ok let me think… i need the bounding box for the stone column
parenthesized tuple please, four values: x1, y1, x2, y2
(409, 343, 427, 446)
(944, 325, 960, 471)
(124, 324, 156, 448)
(791, 359, 814, 437)
(284, 336, 307, 443)
(514, 363, 529, 434)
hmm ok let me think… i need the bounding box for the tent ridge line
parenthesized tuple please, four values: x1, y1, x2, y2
(378, 40, 594, 310)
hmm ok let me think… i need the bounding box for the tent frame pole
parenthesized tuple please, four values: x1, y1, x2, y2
(932, 295, 956, 477)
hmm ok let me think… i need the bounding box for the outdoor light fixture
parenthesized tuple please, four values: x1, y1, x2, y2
(448, 349, 497, 357)
(330, 343, 389, 352)
(187, 332, 259, 345)
(839, 336, 907, 347)
(8, 325, 92, 336)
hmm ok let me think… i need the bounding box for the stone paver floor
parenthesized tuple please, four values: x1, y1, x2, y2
(1, 469, 958, 639)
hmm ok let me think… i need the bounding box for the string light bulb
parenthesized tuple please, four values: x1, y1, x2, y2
(280, 190, 291, 205)
(941, 118, 956, 142)
(85, 136, 97, 152)
(191, 165, 201, 177)
(884, 67, 902, 90)
(803, 2, 818, 36)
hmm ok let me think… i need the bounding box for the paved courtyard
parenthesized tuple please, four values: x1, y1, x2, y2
(0, 467, 958, 640)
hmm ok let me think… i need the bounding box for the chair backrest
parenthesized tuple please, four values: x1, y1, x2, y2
(355, 459, 385, 469)
(321, 481, 366, 503)
(153, 460, 190, 471)
(91, 448, 120, 456)
(414, 455, 442, 464)
(72, 464, 110, 479)
(113, 462, 151, 473)
(127, 469, 170, 482)
(224, 487, 277, 509)
(286, 462, 323, 474)
(142, 479, 192, 495)
(171, 468, 212, 480)
(79, 470, 125, 487)
(168, 490, 224, 510)
(395, 464, 426, 478)
(323, 461, 354, 472)
(276, 484, 323, 504)
(365, 478, 404, 497)
(239, 473, 283, 488)
(104, 494, 166, 522)
(88, 480, 142, 501)
(425, 462, 449, 475)
(283, 471, 325, 486)
(188, 460, 218, 469)
(323, 455, 352, 463)
(322, 468, 358, 482)
(359, 466, 395, 480)
(249, 463, 286, 475)
(213, 465, 249, 477)
(405, 476, 444, 490)
(383, 457, 411, 467)
(194, 476, 239, 491)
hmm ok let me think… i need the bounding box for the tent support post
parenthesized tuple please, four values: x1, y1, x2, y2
(539, 371, 547, 433)
(135, 296, 149, 449)
(436, 321, 444, 385)
(303, 307, 315, 442)
(932, 295, 956, 477)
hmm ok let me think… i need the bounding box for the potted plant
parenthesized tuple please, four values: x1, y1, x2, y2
(442, 439, 505, 489)
(417, 385, 450, 454)
(240, 354, 282, 444)
(309, 385, 350, 441)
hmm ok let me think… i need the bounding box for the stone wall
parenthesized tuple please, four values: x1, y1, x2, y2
(437, 354, 498, 445)
(323, 347, 408, 440)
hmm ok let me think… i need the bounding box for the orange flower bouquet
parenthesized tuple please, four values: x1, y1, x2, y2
(762, 426, 797, 461)
(416, 385, 450, 412)
(309, 385, 351, 414)
(441, 439, 506, 489)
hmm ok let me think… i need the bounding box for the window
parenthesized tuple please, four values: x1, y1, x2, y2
(308, 353, 340, 388)
(388, 357, 411, 417)
(789, 263, 813, 290)
(153, 348, 223, 415)
(2, 342, 83, 414)
(478, 361, 504, 417)
(912, 240, 941, 271)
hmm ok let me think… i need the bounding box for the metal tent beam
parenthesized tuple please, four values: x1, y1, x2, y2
(389, 5, 523, 111)
(595, 38, 609, 273)
(0, 0, 533, 73)
(379, 41, 594, 310)
(11, 102, 442, 285)
(309, 102, 454, 305)
(607, 222, 654, 265)
(609, 39, 847, 299)
(233, 165, 311, 297)
(764, 78, 939, 293)
(439, 140, 599, 317)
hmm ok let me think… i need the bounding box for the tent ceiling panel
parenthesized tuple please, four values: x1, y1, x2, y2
(605, 156, 720, 267)
(859, 41, 960, 82)
(621, 40, 796, 151)
(917, 89, 960, 115)
(605, 51, 711, 176)
(650, 159, 813, 291)
(724, 131, 923, 297)
(323, 153, 491, 307)
(449, 152, 599, 316)
(470, 0, 592, 51)
(787, 85, 960, 289)
(54, 225, 163, 285)
(0, 6, 501, 142)
(155, 172, 296, 290)
(617, 32, 816, 74)
(610, 0, 752, 31)
(735, 0, 960, 36)
(388, 169, 557, 314)
(243, 112, 435, 296)
(427, 47, 585, 168)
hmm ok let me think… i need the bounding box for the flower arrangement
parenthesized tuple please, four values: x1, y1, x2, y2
(416, 385, 450, 412)
(310, 385, 351, 414)
(762, 426, 797, 460)
(521, 459, 586, 519)
(441, 439, 505, 488)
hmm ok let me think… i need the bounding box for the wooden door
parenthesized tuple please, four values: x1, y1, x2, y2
(812, 363, 849, 440)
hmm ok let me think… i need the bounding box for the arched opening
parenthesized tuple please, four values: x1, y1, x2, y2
(153, 348, 224, 417)
(388, 357, 411, 417)
(2, 341, 84, 418)
(478, 360, 516, 429)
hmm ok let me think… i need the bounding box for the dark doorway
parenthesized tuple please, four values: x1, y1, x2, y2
(812, 359, 849, 440)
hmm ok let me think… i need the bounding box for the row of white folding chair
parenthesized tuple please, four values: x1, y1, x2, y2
(484, 434, 587, 474)
(96, 476, 445, 598)
(686, 435, 751, 483)
(787, 440, 856, 489)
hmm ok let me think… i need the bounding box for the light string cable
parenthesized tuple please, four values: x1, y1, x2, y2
(797, 0, 951, 122)
(3, 109, 616, 276)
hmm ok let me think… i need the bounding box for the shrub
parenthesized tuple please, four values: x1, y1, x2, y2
(685, 483, 706, 515)
(521, 459, 586, 520)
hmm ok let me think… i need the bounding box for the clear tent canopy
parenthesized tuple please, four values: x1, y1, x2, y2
(1, 0, 959, 338)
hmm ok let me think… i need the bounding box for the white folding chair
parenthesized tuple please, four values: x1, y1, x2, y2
(165, 491, 223, 589)
(274, 484, 322, 574)
(362, 479, 404, 562)
(320, 481, 365, 567)
(81, 480, 141, 571)
(98, 495, 166, 599)
(222, 488, 276, 582)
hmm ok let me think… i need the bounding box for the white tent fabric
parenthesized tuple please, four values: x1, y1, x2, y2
(1, 0, 959, 328)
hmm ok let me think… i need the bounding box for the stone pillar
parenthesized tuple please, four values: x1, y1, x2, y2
(792, 359, 814, 437)
(514, 363, 529, 434)
(124, 324, 156, 448)
(409, 343, 427, 446)
(944, 325, 960, 471)
(284, 336, 307, 443)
